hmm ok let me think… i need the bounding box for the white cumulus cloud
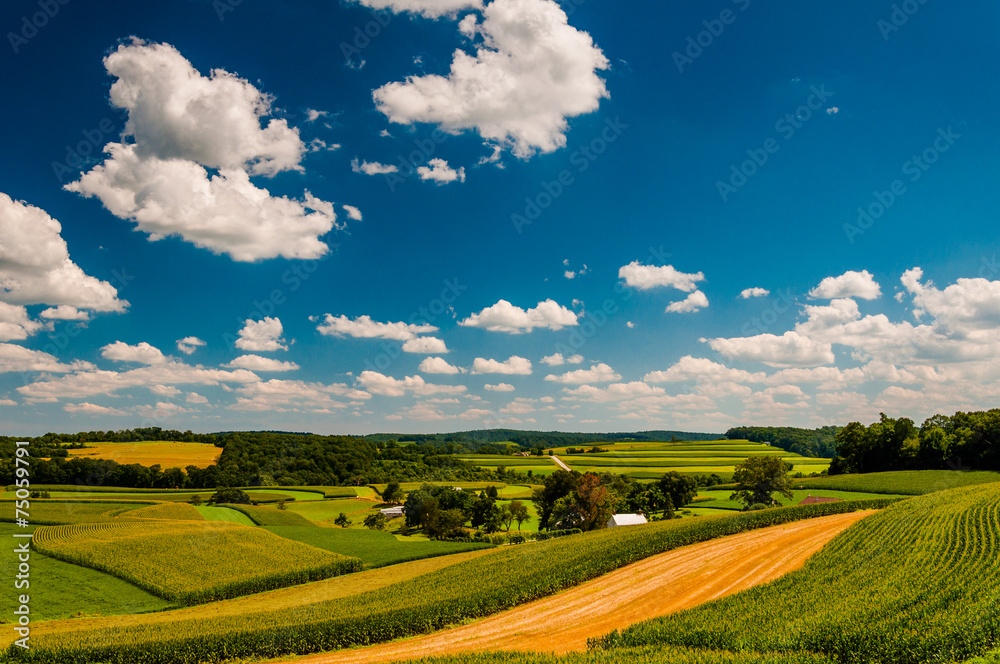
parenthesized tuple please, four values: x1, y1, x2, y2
(224, 355, 300, 372)
(471, 355, 532, 375)
(351, 158, 400, 175)
(64, 40, 340, 262)
(545, 362, 621, 384)
(373, 0, 609, 158)
(351, 0, 482, 18)
(619, 261, 705, 292)
(417, 158, 466, 184)
(740, 287, 770, 299)
(315, 314, 437, 341)
(484, 382, 515, 392)
(419, 357, 464, 374)
(460, 299, 578, 334)
(101, 341, 167, 365)
(235, 317, 288, 351)
(402, 337, 450, 354)
(809, 270, 882, 300)
(176, 337, 206, 355)
(705, 331, 835, 368)
(666, 290, 709, 314)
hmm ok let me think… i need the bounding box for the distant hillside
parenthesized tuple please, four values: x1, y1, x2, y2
(364, 429, 725, 452)
(725, 426, 840, 458)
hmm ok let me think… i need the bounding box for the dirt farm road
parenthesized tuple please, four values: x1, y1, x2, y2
(288, 510, 873, 663)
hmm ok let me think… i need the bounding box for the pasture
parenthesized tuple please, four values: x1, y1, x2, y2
(690, 488, 909, 511)
(194, 505, 257, 526)
(32, 520, 361, 604)
(63, 440, 221, 468)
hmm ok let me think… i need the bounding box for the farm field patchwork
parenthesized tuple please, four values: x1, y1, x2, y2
(127, 502, 205, 520)
(266, 526, 493, 567)
(0, 500, 150, 524)
(32, 520, 361, 604)
(63, 441, 221, 468)
(283, 498, 381, 525)
(223, 503, 315, 526)
(6, 499, 893, 663)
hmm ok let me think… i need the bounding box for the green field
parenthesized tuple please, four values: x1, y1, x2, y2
(221, 503, 314, 527)
(194, 505, 257, 526)
(793, 469, 1000, 495)
(690, 488, 909, 511)
(283, 498, 382, 525)
(10, 499, 893, 663)
(266, 526, 493, 567)
(0, 500, 150, 524)
(601, 481, 1000, 664)
(0, 524, 174, 621)
(32, 520, 361, 604)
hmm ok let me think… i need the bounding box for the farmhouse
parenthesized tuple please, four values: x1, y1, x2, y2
(606, 513, 648, 528)
(380, 506, 404, 518)
(798, 495, 843, 505)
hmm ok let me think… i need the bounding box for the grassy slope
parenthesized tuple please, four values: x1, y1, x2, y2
(691, 489, 909, 510)
(194, 505, 257, 526)
(265, 526, 493, 567)
(0, 524, 173, 622)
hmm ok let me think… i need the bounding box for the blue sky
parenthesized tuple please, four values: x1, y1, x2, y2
(1, 0, 999, 436)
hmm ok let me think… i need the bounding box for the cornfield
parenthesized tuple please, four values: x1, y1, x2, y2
(597, 482, 1000, 664)
(127, 502, 205, 520)
(31, 520, 362, 605)
(793, 470, 1000, 495)
(7, 498, 894, 663)
(0, 500, 153, 524)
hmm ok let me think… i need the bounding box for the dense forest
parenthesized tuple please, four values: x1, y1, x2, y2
(830, 410, 1000, 474)
(725, 426, 841, 458)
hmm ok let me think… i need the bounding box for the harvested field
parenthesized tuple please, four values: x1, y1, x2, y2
(287, 511, 872, 664)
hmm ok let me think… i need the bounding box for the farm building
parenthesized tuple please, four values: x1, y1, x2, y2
(380, 506, 404, 518)
(798, 496, 843, 505)
(607, 513, 648, 528)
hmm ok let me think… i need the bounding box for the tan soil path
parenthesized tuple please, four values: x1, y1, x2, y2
(285, 510, 873, 664)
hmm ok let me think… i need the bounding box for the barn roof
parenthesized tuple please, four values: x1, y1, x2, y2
(607, 513, 648, 526)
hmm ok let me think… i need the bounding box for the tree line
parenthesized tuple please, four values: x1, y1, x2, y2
(725, 426, 840, 458)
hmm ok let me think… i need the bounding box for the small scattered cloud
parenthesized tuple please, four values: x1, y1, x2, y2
(666, 290, 709, 314)
(809, 270, 882, 300)
(315, 314, 437, 341)
(460, 299, 578, 334)
(545, 362, 621, 384)
(101, 341, 167, 365)
(351, 158, 399, 175)
(471, 355, 533, 375)
(417, 158, 466, 184)
(176, 337, 206, 355)
(419, 357, 464, 374)
(484, 383, 515, 392)
(740, 287, 770, 299)
(224, 355, 300, 372)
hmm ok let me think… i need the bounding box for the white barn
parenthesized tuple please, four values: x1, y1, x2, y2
(380, 506, 404, 518)
(607, 513, 648, 528)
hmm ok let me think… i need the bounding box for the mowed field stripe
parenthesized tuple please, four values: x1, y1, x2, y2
(284, 510, 873, 664)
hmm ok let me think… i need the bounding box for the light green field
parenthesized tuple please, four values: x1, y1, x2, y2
(194, 506, 257, 527)
(495, 498, 540, 532)
(283, 498, 380, 525)
(457, 456, 557, 467)
(369, 481, 507, 494)
(793, 470, 1000, 495)
(497, 484, 542, 499)
(552, 440, 829, 481)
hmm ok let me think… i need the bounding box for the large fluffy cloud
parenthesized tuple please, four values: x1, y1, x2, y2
(706, 331, 836, 368)
(460, 299, 577, 333)
(666, 291, 709, 314)
(0, 193, 128, 319)
(101, 341, 167, 365)
(64, 40, 341, 262)
(809, 270, 882, 300)
(419, 357, 464, 374)
(0, 302, 42, 342)
(0, 343, 93, 374)
(235, 317, 288, 351)
(644, 356, 766, 384)
(373, 0, 609, 158)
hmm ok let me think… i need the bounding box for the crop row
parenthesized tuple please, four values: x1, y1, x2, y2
(126, 502, 206, 521)
(6, 498, 899, 663)
(596, 482, 1000, 664)
(30, 520, 362, 605)
(793, 470, 1000, 495)
(399, 646, 836, 664)
(0, 500, 152, 524)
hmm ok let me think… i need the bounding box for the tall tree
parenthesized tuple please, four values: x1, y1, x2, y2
(730, 456, 794, 509)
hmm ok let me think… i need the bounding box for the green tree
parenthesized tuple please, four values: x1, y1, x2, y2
(276, 499, 287, 510)
(498, 503, 514, 531)
(656, 472, 698, 510)
(382, 481, 404, 504)
(426, 508, 467, 539)
(189, 494, 203, 506)
(334, 513, 352, 528)
(730, 456, 794, 509)
(363, 513, 387, 530)
(209, 487, 250, 505)
(510, 500, 530, 530)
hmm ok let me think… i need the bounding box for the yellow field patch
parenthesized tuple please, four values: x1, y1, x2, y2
(66, 441, 221, 469)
